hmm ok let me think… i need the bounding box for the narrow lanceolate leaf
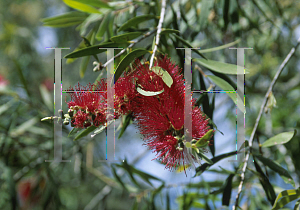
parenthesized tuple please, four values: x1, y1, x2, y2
(66, 28, 96, 64)
(115, 159, 162, 187)
(137, 87, 164, 96)
(194, 151, 238, 177)
(261, 130, 296, 147)
(110, 32, 142, 43)
(111, 166, 127, 190)
(294, 199, 300, 210)
(238, 140, 249, 151)
(0, 100, 15, 116)
(199, 39, 241, 53)
(63, 0, 101, 14)
(71, 0, 112, 9)
(207, 75, 244, 112)
(253, 158, 276, 205)
(197, 152, 213, 165)
(222, 174, 235, 206)
(74, 125, 97, 140)
(151, 66, 173, 87)
(64, 42, 119, 58)
(160, 28, 180, 35)
(118, 15, 158, 32)
(41, 11, 88, 27)
(96, 12, 111, 40)
(199, 0, 214, 30)
(254, 154, 295, 187)
(113, 49, 149, 86)
(68, 127, 84, 137)
(10, 117, 39, 137)
(272, 188, 300, 210)
(80, 55, 91, 78)
(172, 34, 206, 59)
(195, 129, 213, 148)
(193, 58, 250, 74)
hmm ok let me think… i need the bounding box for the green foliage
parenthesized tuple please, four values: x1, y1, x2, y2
(261, 130, 296, 147)
(1, 0, 300, 209)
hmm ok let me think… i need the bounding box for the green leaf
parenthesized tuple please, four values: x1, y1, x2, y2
(294, 199, 300, 210)
(118, 15, 158, 32)
(253, 154, 295, 187)
(238, 140, 249, 151)
(110, 32, 142, 43)
(80, 55, 91, 78)
(199, 39, 241, 53)
(160, 28, 180, 35)
(72, 0, 112, 9)
(113, 49, 149, 85)
(222, 174, 234, 206)
(261, 130, 296, 147)
(96, 12, 111, 40)
(194, 151, 238, 177)
(92, 124, 108, 136)
(68, 127, 84, 137)
(118, 114, 132, 139)
(10, 117, 39, 138)
(253, 158, 276, 205)
(111, 166, 127, 190)
(193, 58, 250, 74)
(197, 152, 213, 165)
(172, 34, 207, 59)
(74, 125, 97, 140)
(63, 0, 101, 14)
(137, 87, 164, 96)
(199, 0, 214, 30)
(107, 12, 115, 38)
(66, 28, 96, 64)
(272, 188, 300, 210)
(0, 99, 15, 116)
(151, 66, 173, 88)
(64, 42, 119, 58)
(195, 129, 214, 148)
(207, 75, 244, 112)
(115, 159, 162, 187)
(41, 11, 88, 27)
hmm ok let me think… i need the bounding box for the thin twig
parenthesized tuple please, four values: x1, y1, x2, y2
(94, 30, 157, 72)
(232, 36, 300, 210)
(149, 0, 167, 69)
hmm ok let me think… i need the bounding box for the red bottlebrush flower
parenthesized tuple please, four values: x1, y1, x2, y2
(131, 56, 211, 171)
(67, 79, 107, 113)
(73, 110, 89, 128)
(66, 79, 107, 128)
(148, 135, 185, 170)
(114, 72, 138, 117)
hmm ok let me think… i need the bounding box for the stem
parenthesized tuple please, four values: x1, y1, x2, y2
(232, 36, 300, 210)
(149, 0, 167, 69)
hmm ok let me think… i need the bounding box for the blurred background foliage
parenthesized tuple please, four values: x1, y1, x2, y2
(0, 0, 300, 209)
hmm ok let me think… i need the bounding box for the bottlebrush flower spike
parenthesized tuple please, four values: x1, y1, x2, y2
(132, 56, 212, 171)
(66, 79, 107, 128)
(114, 72, 138, 117)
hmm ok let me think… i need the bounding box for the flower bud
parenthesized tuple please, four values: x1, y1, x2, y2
(68, 109, 74, 118)
(84, 121, 91, 128)
(63, 119, 69, 125)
